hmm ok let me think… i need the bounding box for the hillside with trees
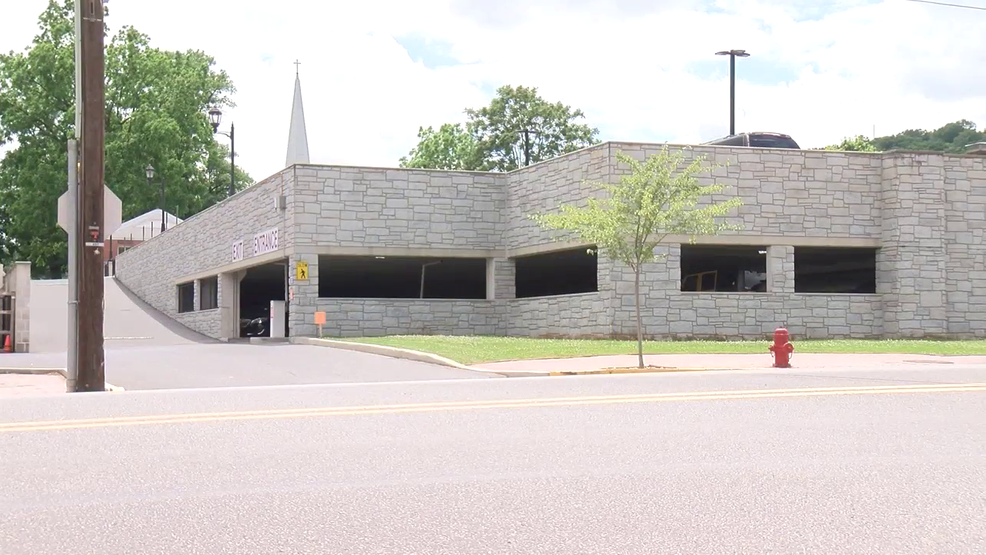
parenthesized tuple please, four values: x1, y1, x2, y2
(826, 120, 984, 153)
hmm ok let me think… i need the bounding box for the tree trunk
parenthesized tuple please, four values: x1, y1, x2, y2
(635, 267, 644, 368)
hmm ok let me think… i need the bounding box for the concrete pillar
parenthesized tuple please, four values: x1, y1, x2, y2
(880, 154, 948, 338)
(288, 252, 319, 337)
(493, 258, 515, 300)
(218, 271, 243, 340)
(767, 245, 794, 293)
(9, 262, 31, 352)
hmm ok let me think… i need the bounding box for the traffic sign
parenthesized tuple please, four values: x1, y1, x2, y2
(296, 260, 309, 281)
(57, 186, 123, 237)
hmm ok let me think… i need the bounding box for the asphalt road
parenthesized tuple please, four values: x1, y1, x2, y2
(1, 366, 984, 554)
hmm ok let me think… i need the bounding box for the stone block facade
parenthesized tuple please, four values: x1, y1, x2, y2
(114, 142, 986, 342)
(115, 168, 294, 337)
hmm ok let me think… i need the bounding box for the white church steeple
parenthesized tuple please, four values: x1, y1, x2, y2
(285, 60, 310, 167)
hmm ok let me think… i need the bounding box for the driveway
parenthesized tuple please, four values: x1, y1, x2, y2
(2, 278, 492, 390)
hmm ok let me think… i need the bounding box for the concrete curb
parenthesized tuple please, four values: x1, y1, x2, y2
(290, 337, 537, 377)
(0, 368, 125, 392)
(289, 338, 749, 378)
(547, 366, 745, 376)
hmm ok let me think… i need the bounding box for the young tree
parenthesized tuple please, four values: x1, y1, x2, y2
(530, 146, 743, 368)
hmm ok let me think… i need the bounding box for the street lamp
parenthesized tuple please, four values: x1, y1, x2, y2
(145, 164, 167, 233)
(209, 106, 236, 198)
(715, 49, 750, 136)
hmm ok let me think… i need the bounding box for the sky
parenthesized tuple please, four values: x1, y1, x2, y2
(1, 0, 985, 183)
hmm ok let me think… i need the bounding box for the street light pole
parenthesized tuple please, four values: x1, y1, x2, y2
(209, 107, 236, 197)
(715, 49, 750, 136)
(229, 122, 235, 198)
(145, 165, 167, 232)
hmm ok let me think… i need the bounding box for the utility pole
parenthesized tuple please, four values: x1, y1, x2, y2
(715, 49, 750, 136)
(77, 0, 106, 392)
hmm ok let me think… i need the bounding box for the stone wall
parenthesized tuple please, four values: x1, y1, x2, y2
(942, 154, 986, 337)
(607, 143, 884, 239)
(504, 144, 612, 250)
(311, 299, 499, 337)
(505, 293, 612, 337)
(292, 166, 505, 249)
(112, 143, 986, 342)
(115, 169, 294, 337)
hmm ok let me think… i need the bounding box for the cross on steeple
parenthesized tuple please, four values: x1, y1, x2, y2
(294, 59, 301, 76)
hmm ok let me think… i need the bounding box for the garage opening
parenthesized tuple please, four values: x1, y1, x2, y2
(318, 256, 487, 299)
(240, 260, 287, 337)
(680, 245, 767, 292)
(795, 247, 877, 293)
(515, 247, 598, 299)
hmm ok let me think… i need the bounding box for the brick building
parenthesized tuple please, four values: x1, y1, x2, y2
(114, 74, 986, 340)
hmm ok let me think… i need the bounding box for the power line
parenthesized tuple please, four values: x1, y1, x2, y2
(902, 0, 986, 11)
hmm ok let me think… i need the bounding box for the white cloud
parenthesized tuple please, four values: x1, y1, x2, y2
(1, 0, 984, 184)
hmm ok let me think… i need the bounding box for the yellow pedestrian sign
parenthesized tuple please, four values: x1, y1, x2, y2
(295, 261, 308, 281)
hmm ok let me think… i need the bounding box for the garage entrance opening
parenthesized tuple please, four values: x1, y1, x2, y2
(240, 260, 287, 337)
(318, 255, 487, 299)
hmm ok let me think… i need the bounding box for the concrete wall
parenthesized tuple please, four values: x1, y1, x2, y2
(115, 169, 294, 337)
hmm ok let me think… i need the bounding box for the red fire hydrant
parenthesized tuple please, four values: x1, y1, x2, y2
(768, 328, 794, 368)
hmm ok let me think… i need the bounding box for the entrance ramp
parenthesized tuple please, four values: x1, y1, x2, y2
(29, 277, 213, 353)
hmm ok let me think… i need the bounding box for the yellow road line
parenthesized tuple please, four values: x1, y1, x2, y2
(2, 383, 984, 433)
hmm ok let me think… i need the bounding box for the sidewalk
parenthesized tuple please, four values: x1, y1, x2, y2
(475, 353, 986, 375)
(0, 372, 66, 399)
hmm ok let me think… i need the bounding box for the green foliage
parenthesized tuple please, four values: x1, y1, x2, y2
(0, 0, 250, 277)
(529, 145, 743, 367)
(399, 123, 479, 170)
(400, 85, 600, 172)
(466, 85, 599, 172)
(872, 119, 984, 153)
(825, 135, 876, 152)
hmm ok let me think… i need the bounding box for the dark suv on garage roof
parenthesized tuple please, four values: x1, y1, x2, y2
(704, 131, 801, 149)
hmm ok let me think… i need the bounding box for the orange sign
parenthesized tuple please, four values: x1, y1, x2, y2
(314, 311, 326, 325)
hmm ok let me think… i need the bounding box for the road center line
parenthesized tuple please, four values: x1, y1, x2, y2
(2, 383, 984, 433)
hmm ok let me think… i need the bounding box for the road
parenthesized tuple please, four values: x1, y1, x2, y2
(8, 278, 489, 389)
(1, 366, 983, 554)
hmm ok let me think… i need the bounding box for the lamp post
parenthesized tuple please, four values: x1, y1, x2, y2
(715, 49, 750, 136)
(145, 164, 167, 233)
(209, 106, 236, 197)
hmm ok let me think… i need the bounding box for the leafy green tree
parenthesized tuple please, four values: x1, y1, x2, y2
(530, 146, 742, 368)
(400, 85, 600, 172)
(825, 135, 877, 152)
(399, 123, 480, 170)
(0, 0, 250, 277)
(466, 85, 599, 172)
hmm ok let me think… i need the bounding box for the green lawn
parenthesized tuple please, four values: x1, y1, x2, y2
(338, 335, 986, 365)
